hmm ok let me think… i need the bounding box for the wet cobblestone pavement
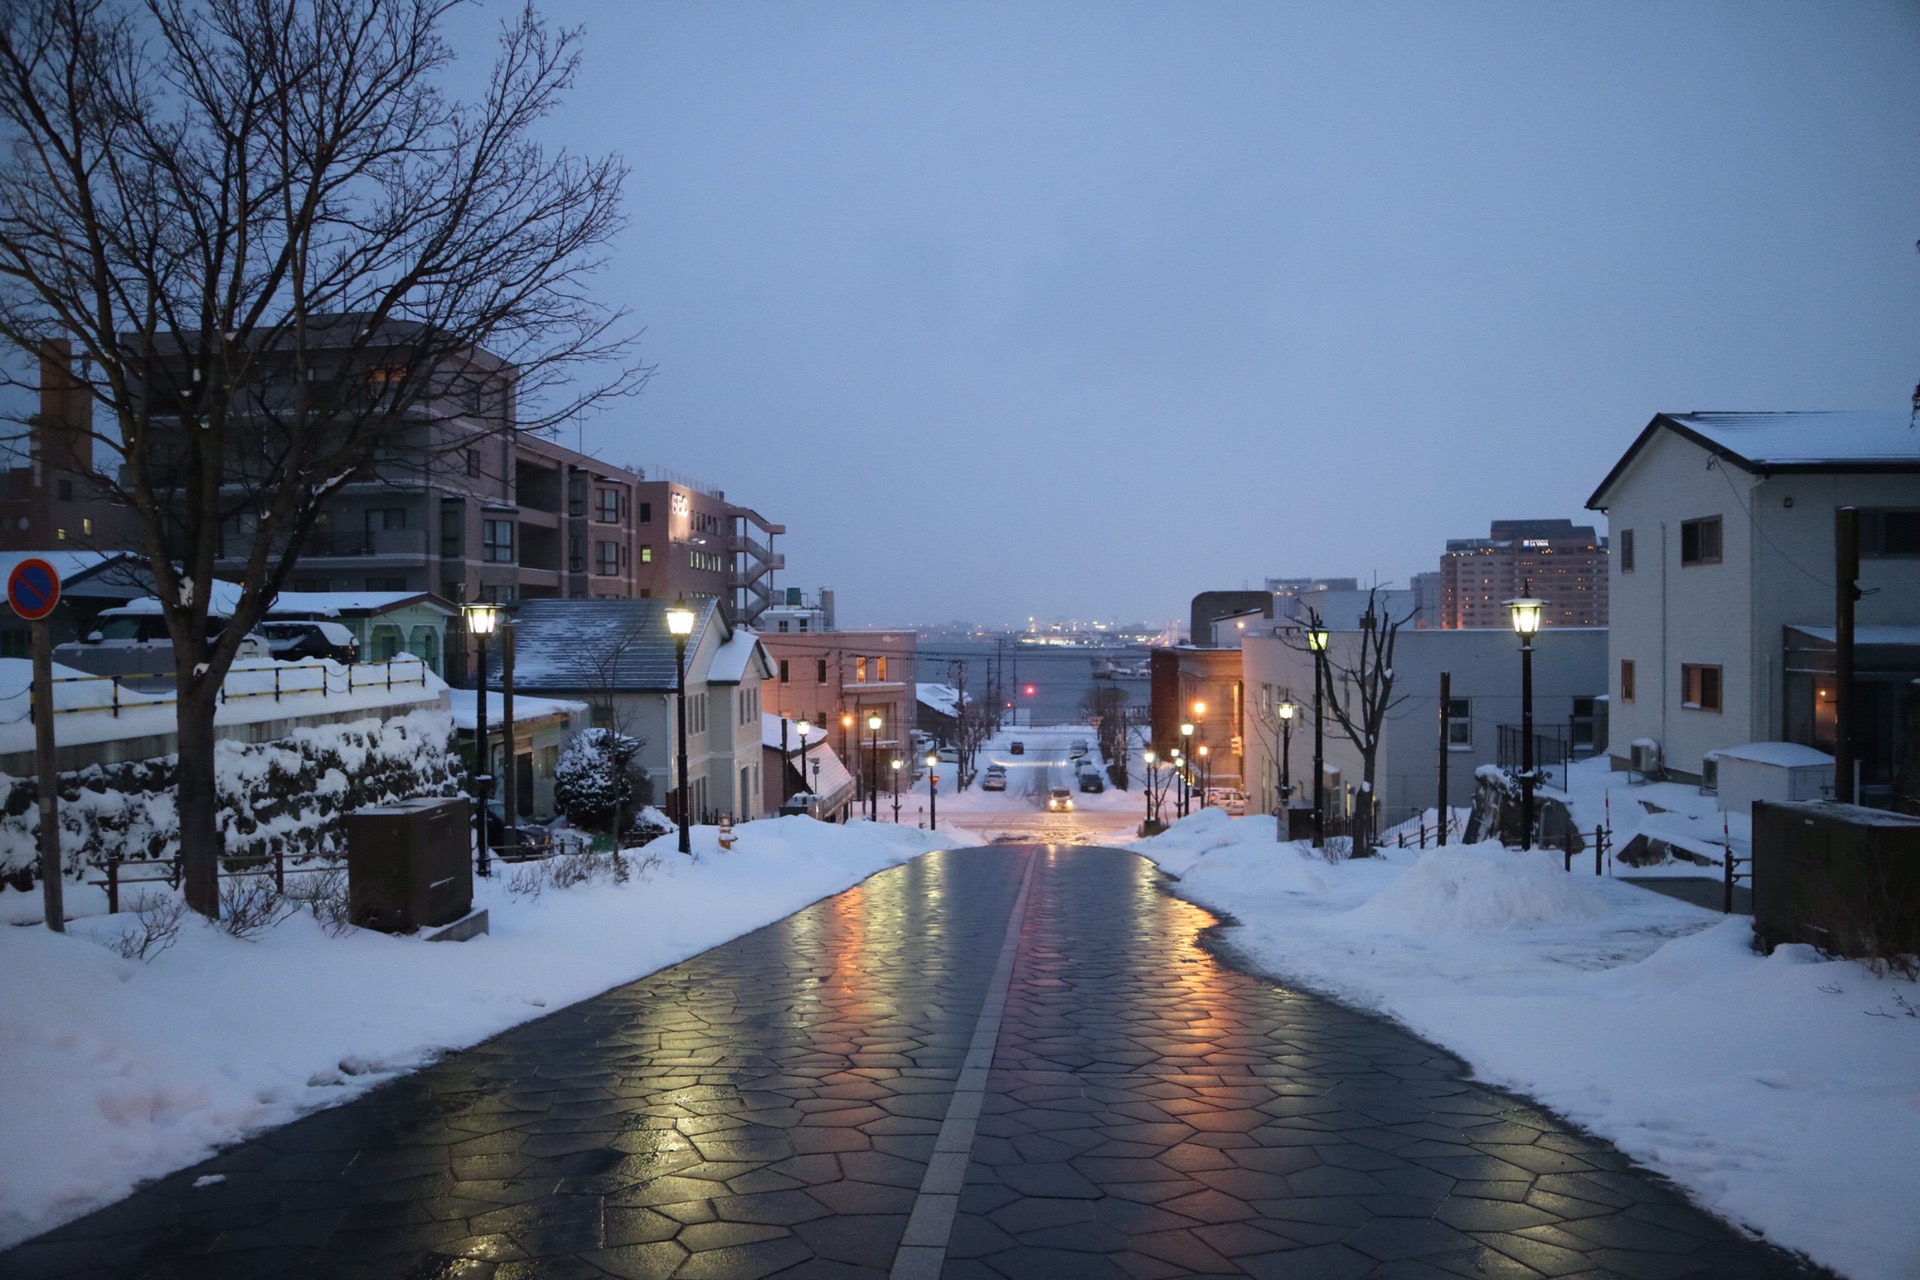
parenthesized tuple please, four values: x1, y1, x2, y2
(2, 846, 1831, 1279)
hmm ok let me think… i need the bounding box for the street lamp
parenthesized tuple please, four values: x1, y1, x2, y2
(1282, 702, 1297, 821)
(890, 757, 903, 822)
(867, 712, 883, 821)
(796, 718, 812, 814)
(1308, 623, 1330, 849)
(1179, 722, 1194, 818)
(463, 602, 499, 877)
(1198, 742, 1211, 806)
(666, 595, 697, 854)
(1506, 581, 1546, 852)
(841, 712, 855, 808)
(926, 751, 940, 829)
(1142, 749, 1158, 827)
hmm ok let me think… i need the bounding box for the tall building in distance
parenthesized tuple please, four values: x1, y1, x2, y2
(1438, 519, 1608, 629)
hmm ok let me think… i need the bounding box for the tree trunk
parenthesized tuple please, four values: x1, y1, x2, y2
(176, 682, 224, 919)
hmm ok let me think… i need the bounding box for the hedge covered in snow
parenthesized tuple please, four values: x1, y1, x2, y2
(0, 707, 460, 886)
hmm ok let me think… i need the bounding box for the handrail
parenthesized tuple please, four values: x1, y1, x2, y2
(38, 657, 431, 721)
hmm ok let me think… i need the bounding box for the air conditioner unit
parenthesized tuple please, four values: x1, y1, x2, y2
(1630, 739, 1663, 779)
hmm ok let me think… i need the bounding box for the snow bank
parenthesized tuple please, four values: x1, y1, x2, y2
(1341, 844, 1613, 934)
(0, 816, 979, 1248)
(1125, 810, 1920, 1280)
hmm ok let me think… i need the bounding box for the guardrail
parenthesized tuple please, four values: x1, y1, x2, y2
(39, 656, 432, 721)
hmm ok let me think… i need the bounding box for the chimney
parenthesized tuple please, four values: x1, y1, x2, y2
(35, 338, 91, 477)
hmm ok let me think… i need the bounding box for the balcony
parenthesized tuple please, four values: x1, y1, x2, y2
(222, 527, 428, 560)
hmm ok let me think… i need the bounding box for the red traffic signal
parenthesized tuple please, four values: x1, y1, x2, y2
(1023, 684, 1036, 697)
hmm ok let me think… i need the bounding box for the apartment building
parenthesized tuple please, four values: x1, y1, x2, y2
(1438, 519, 1608, 629)
(758, 630, 919, 801)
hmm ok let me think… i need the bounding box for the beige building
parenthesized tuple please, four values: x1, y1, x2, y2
(1439, 519, 1608, 629)
(759, 631, 919, 805)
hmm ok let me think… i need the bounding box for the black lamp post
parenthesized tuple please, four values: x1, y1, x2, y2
(926, 751, 940, 829)
(463, 601, 498, 877)
(1179, 722, 1194, 818)
(1277, 699, 1296, 833)
(796, 718, 813, 813)
(867, 712, 883, 821)
(1142, 750, 1158, 827)
(1506, 582, 1545, 851)
(1198, 742, 1211, 806)
(1308, 624, 1329, 849)
(667, 595, 696, 854)
(890, 758, 903, 821)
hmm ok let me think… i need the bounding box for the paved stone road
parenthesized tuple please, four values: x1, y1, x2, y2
(3, 847, 1831, 1279)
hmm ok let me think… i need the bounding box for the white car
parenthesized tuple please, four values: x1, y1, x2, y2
(1047, 786, 1075, 813)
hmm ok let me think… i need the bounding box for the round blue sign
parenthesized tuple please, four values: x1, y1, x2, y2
(8, 558, 61, 621)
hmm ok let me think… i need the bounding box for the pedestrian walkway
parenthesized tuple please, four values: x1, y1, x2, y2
(2, 847, 1829, 1279)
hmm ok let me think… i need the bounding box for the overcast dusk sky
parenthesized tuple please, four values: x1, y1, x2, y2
(507, 0, 1920, 630)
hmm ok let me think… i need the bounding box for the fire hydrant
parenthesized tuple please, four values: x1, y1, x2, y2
(718, 814, 736, 850)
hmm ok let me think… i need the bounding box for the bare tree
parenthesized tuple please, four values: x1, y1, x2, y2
(1285, 591, 1415, 851)
(0, 0, 644, 916)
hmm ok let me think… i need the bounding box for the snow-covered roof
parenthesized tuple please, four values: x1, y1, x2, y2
(266, 590, 455, 618)
(918, 682, 965, 717)
(706, 629, 770, 685)
(1786, 625, 1920, 648)
(1707, 742, 1833, 768)
(501, 597, 720, 692)
(1590, 411, 1920, 509)
(447, 688, 588, 732)
(759, 711, 854, 800)
(0, 550, 137, 589)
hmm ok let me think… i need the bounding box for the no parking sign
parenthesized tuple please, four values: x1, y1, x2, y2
(8, 557, 61, 621)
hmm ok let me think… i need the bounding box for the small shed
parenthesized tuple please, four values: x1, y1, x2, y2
(1709, 742, 1834, 816)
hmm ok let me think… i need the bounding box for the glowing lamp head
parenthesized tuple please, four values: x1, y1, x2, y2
(797, 718, 811, 739)
(1278, 700, 1296, 721)
(891, 758, 902, 772)
(462, 601, 498, 636)
(1193, 700, 1206, 716)
(1307, 626, 1329, 652)
(841, 713, 854, 729)
(1180, 722, 1194, 739)
(926, 752, 938, 769)
(1142, 749, 1157, 765)
(665, 595, 696, 637)
(1506, 579, 1545, 637)
(867, 712, 883, 732)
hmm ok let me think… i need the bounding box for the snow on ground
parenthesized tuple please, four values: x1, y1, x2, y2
(0, 816, 980, 1249)
(1132, 808, 1920, 1280)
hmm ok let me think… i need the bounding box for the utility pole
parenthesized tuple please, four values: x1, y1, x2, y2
(949, 658, 968, 785)
(1437, 671, 1450, 846)
(1836, 506, 1860, 804)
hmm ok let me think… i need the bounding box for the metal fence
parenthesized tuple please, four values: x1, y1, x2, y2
(39, 656, 432, 721)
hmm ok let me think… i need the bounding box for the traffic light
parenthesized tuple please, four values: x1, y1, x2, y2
(1024, 684, 1037, 697)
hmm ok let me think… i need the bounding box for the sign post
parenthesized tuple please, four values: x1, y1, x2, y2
(9, 558, 63, 932)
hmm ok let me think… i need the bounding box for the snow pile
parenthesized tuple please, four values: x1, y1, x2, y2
(0, 815, 980, 1248)
(1340, 844, 1613, 934)
(1128, 809, 1920, 1280)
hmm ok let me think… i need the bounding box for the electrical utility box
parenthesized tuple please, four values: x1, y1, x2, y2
(1750, 799, 1920, 958)
(346, 796, 472, 933)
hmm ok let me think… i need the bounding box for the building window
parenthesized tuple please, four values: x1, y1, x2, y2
(777, 619, 790, 632)
(366, 507, 407, 531)
(817, 658, 828, 684)
(1861, 508, 1920, 558)
(1446, 698, 1472, 747)
(1618, 528, 1634, 573)
(856, 656, 868, 682)
(779, 659, 790, 684)
(366, 576, 407, 592)
(56, 478, 72, 501)
(639, 501, 651, 523)
(569, 536, 584, 573)
(465, 448, 480, 477)
(1681, 663, 1722, 711)
(595, 488, 620, 522)
(1620, 659, 1635, 703)
(1680, 516, 1721, 566)
(595, 540, 620, 576)
(482, 519, 514, 563)
(639, 544, 652, 564)
(798, 618, 809, 632)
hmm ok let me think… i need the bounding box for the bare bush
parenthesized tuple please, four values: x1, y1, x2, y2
(217, 877, 299, 939)
(505, 864, 547, 899)
(104, 890, 186, 962)
(282, 866, 353, 938)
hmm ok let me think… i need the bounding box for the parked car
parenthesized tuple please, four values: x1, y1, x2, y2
(1074, 756, 1098, 775)
(1078, 771, 1104, 794)
(981, 768, 1007, 792)
(1010, 741, 1025, 755)
(54, 606, 268, 682)
(1206, 788, 1249, 816)
(1046, 786, 1074, 812)
(257, 619, 360, 664)
(1070, 740, 1089, 758)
